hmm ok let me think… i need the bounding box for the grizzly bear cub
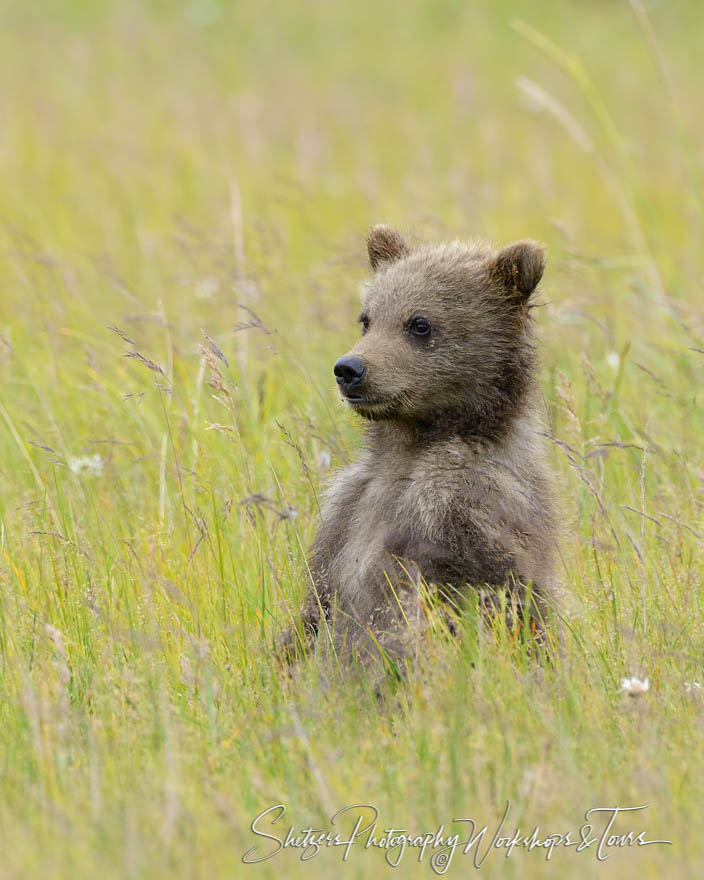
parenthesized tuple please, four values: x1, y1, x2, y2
(279, 225, 560, 668)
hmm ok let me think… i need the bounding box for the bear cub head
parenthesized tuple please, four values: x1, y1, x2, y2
(333, 225, 546, 439)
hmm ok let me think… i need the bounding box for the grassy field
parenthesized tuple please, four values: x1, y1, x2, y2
(0, 0, 703, 877)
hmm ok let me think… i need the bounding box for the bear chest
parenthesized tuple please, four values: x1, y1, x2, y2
(327, 469, 428, 613)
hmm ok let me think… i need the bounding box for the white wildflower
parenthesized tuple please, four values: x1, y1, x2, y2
(69, 454, 104, 477)
(685, 681, 702, 693)
(606, 351, 620, 371)
(234, 278, 260, 301)
(621, 676, 649, 696)
(195, 276, 220, 300)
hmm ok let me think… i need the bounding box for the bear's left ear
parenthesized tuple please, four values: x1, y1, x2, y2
(367, 225, 410, 270)
(489, 240, 546, 302)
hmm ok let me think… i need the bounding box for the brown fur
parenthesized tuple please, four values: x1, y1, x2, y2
(279, 226, 561, 668)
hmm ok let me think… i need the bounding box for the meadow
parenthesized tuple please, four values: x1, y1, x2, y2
(0, 0, 702, 877)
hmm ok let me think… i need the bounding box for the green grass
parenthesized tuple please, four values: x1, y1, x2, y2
(0, 0, 702, 876)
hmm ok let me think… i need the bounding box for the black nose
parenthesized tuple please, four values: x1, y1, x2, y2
(334, 355, 366, 391)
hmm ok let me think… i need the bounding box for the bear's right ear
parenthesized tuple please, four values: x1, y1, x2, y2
(489, 240, 546, 302)
(367, 225, 410, 270)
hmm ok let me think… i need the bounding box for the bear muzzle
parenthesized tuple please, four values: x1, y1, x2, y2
(334, 355, 367, 396)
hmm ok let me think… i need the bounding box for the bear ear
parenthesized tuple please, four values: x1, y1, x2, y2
(367, 225, 410, 270)
(489, 240, 546, 302)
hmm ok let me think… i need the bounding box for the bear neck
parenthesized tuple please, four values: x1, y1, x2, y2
(366, 397, 530, 451)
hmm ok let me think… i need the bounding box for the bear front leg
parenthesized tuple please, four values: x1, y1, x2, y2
(276, 574, 332, 664)
(383, 532, 551, 647)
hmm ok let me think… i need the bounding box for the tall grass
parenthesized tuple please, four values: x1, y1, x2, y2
(0, 1, 702, 877)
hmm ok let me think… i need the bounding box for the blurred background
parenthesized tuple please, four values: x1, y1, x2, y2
(0, 2, 702, 878)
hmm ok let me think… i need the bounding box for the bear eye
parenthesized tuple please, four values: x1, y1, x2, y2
(408, 316, 431, 338)
(358, 313, 370, 335)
